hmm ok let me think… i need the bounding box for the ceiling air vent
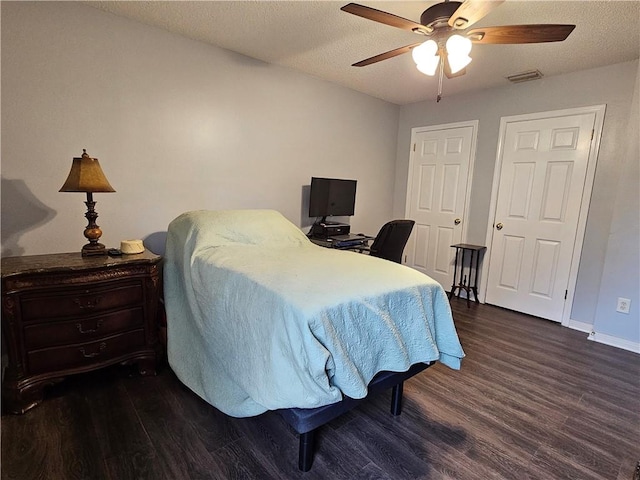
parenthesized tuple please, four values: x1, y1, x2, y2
(506, 69, 543, 83)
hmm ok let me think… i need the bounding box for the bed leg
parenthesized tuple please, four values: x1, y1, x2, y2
(298, 430, 316, 472)
(390, 382, 404, 415)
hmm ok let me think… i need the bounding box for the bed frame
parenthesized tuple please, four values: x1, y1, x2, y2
(277, 361, 433, 471)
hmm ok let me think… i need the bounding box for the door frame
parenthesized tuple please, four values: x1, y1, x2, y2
(404, 120, 479, 256)
(481, 105, 606, 326)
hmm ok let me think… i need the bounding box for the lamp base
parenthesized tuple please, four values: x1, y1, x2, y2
(82, 242, 107, 257)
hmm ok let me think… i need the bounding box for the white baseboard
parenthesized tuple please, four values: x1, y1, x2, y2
(563, 319, 639, 354)
(588, 330, 640, 354)
(566, 318, 593, 333)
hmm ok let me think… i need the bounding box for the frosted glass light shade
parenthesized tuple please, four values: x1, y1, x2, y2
(416, 57, 440, 76)
(445, 34, 473, 74)
(446, 35, 472, 56)
(413, 40, 440, 76)
(412, 40, 438, 65)
(448, 54, 472, 74)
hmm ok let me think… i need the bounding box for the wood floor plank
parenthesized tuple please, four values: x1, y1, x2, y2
(529, 444, 617, 480)
(207, 437, 284, 480)
(123, 371, 224, 479)
(542, 427, 623, 479)
(402, 376, 546, 475)
(81, 370, 168, 480)
(103, 450, 168, 480)
(1, 400, 58, 480)
(217, 413, 303, 479)
(350, 462, 396, 480)
(353, 393, 496, 479)
(158, 370, 243, 453)
(337, 413, 435, 479)
(2, 388, 110, 480)
(83, 371, 157, 460)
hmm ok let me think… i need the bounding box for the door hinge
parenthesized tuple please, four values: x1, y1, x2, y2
(564, 290, 568, 300)
(591, 129, 594, 141)
(413, 143, 416, 152)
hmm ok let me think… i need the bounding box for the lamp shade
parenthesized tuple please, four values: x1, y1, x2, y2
(59, 149, 115, 193)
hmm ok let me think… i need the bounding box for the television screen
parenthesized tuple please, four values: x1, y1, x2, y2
(309, 177, 357, 220)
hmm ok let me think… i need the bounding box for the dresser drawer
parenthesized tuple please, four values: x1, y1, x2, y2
(20, 283, 144, 321)
(27, 330, 147, 374)
(23, 307, 144, 350)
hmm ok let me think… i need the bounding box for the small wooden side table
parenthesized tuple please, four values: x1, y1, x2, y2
(449, 244, 486, 307)
(1, 251, 162, 414)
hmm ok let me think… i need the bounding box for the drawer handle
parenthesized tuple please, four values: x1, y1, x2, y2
(79, 342, 106, 358)
(76, 319, 104, 334)
(74, 297, 102, 310)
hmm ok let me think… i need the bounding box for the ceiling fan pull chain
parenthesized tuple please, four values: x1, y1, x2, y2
(437, 58, 444, 102)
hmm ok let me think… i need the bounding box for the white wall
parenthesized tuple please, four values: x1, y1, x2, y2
(1, 2, 399, 257)
(395, 60, 639, 348)
(591, 61, 640, 349)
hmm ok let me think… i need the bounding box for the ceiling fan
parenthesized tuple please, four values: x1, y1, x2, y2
(341, 0, 575, 101)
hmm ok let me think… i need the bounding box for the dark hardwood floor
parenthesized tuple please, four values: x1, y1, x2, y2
(2, 301, 639, 479)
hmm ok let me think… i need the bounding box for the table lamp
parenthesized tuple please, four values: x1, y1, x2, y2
(59, 149, 115, 256)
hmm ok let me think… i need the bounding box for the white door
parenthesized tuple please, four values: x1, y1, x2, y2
(405, 122, 476, 290)
(485, 111, 598, 322)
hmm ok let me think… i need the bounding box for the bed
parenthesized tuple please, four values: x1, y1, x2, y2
(163, 209, 464, 470)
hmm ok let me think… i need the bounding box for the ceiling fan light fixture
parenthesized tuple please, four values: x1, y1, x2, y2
(448, 53, 472, 74)
(416, 57, 440, 76)
(445, 34, 472, 57)
(445, 33, 472, 74)
(412, 40, 440, 76)
(341, 1, 575, 101)
(412, 39, 438, 64)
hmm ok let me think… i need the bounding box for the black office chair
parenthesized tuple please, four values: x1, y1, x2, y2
(367, 219, 415, 264)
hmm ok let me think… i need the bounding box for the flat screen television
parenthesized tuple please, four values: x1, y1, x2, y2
(309, 177, 357, 223)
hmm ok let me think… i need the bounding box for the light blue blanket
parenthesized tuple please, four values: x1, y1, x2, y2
(164, 210, 464, 417)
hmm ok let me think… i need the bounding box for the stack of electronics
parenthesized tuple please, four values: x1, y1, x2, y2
(326, 234, 372, 248)
(309, 220, 350, 239)
(308, 176, 372, 249)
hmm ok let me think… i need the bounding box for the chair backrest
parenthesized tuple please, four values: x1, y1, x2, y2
(369, 219, 415, 264)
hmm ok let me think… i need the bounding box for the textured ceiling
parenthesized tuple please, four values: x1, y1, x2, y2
(89, 1, 640, 105)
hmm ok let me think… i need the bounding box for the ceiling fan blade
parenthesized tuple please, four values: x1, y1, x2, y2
(353, 43, 423, 67)
(467, 24, 576, 44)
(341, 3, 426, 33)
(449, 0, 505, 30)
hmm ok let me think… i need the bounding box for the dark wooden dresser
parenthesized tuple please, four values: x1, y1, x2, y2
(1, 251, 162, 414)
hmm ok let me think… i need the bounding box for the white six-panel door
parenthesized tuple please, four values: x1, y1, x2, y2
(485, 111, 598, 322)
(405, 122, 476, 290)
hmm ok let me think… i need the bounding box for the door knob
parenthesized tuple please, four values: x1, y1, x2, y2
(496, 222, 503, 230)
(454, 218, 461, 225)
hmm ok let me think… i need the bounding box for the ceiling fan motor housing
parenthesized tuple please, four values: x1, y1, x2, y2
(420, 1, 462, 29)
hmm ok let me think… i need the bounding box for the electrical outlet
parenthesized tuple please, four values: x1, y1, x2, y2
(616, 297, 631, 314)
